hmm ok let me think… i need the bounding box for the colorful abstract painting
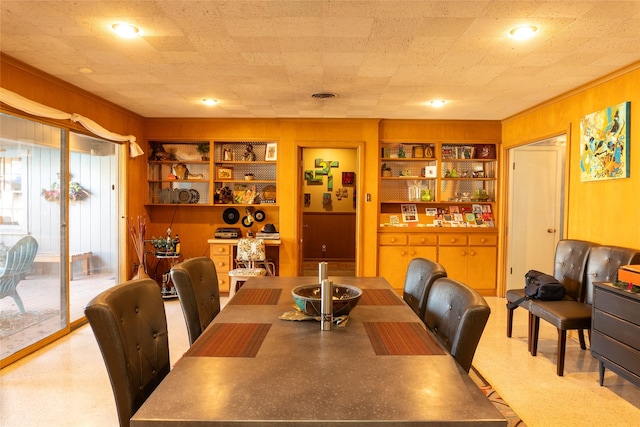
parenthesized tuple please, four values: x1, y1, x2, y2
(579, 101, 630, 182)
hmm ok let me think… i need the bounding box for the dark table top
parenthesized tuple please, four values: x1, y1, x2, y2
(131, 276, 506, 426)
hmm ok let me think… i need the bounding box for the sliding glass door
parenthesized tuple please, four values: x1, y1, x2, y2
(0, 113, 121, 365)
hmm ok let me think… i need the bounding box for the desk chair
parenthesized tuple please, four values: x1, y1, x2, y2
(0, 235, 38, 313)
(84, 278, 170, 427)
(170, 257, 221, 345)
(228, 238, 274, 298)
(423, 277, 491, 373)
(402, 257, 447, 320)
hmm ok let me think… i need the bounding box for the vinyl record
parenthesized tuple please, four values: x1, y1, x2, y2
(241, 215, 254, 228)
(223, 208, 240, 224)
(189, 189, 200, 204)
(177, 189, 191, 203)
(254, 210, 265, 222)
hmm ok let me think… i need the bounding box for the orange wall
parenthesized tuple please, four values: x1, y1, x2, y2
(502, 63, 640, 249)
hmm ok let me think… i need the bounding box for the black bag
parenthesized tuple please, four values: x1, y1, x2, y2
(524, 270, 565, 300)
(507, 270, 565, 309)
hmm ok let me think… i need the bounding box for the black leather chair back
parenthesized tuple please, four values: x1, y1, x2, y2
(403, 257, 446, 319)
(84, 278, 170, 427)
(423, 277, 491, 373)
(583, 245, 640, 304)
(170, 257, 221, 345)
(553, 239, 594, 301)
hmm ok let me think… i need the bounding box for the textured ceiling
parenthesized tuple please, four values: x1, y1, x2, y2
(1, 0, 640, 120)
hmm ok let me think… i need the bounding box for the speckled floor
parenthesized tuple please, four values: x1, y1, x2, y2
(1, 296, 638, 427)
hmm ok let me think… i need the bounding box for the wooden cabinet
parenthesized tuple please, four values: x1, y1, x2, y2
(377, 137, 499, 296)
(591, 282, 640, 388)
(209, 241, 232, 293)
(147, 141, 211, 205)
(438, 233, 497, 295)
(378, 233, 437, 293)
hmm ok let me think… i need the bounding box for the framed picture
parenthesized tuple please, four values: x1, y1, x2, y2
(216, 167, 234, 180)
(473, 144, 496, 159)
(579, 101, 630, 182)
(265, 143, 277, 161)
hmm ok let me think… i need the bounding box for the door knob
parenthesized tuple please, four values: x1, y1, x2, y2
(547, 228, 556, 233)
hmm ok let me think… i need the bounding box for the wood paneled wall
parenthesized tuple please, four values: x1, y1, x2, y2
(502, 63, 640, 250)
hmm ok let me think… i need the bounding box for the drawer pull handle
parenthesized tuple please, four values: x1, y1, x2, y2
(460, 251, 466, 256)
(400, 251, 407, 256)
(420, 238, 426, 244)
(219, 247, 225, 253)
(450, 238, 456, 243)
(469, 251, 476, 256)
(480, 238, 486, 243)
(390, 238, 396, 243)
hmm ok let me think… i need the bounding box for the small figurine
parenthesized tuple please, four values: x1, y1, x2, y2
(243, 144, 257, 161)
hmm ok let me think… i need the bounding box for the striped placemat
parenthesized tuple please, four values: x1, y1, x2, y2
(228, 288, 282, 305)
(185, 323, 271, 357)
(363, 322, 446, 356)
(359, 289, 404, 305)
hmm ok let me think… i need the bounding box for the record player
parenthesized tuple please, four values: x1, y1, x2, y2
(214, 227, 241, 239)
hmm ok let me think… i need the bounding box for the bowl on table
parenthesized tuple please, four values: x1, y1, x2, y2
(291, 284, 363, 317)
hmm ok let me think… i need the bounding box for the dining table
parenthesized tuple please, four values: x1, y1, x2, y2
(131, 275, 506, 426)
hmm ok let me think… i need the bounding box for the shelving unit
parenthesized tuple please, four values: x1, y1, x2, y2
(377, 140, 499, 295)
(145, 140, 277, 207)
(147, 141, 211, 205)
(379, 141, 498, 228)
(213, 141, 277, 206)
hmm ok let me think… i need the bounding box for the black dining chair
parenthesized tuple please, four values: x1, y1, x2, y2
(402, 257, 447, 320)
(170, 256, 221, 345)
(84, 278, 170, 427)
(423, 277, 491, 373)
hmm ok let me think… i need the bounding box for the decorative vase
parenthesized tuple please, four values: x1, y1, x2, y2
(420, 188, 432, 202)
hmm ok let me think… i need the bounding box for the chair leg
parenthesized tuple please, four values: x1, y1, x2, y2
(506, 306, 514, 338)
(12, 292, 26, 314)
(578, 329, 586, 350)
(530, 315, 539, 356)
(557, 329, 567, 376)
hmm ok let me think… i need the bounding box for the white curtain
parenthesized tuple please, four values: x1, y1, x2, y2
(0, 87, 144, 158)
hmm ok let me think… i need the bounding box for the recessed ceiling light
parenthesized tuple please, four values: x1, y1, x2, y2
(508, 25, 538, 40)
(78, 67, 93, 74)
(202, 98, 218, 106)
(111, 23, 140, 39)
(428, 100, 446, 108)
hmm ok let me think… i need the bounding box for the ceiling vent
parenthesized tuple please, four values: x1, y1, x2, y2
(311, 92, 336, 99)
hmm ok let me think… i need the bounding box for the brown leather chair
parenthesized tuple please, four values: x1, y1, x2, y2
(422, 277, 491, 373)
(529, 245, 640, 376)
(84, 278, 170, 427)
(170, 257, 221, 345)
(403, 257, 446, 320)
(505, 239, 593, 346)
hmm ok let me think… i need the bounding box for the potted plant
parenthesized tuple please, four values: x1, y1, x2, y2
(381, 163, 392, 177)
(197, 143, 210, 161)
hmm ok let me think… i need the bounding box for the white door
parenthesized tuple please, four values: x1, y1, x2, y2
(506, 139, 565, 290)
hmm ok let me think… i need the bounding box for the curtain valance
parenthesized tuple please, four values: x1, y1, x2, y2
(0, 87, 144, 158)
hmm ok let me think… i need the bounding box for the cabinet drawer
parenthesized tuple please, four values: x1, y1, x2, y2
(468, 235, 497, 246)
(408, 234, 437, 246)
(438, 235, 468, 246)
(210, 244, 231, 256)
(379, 234, 408, 246)
(592, 331, 640, 378)
(593, 309, 640, 351)
(595, 287, 640, 326)
(210, 255, 231, 273)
